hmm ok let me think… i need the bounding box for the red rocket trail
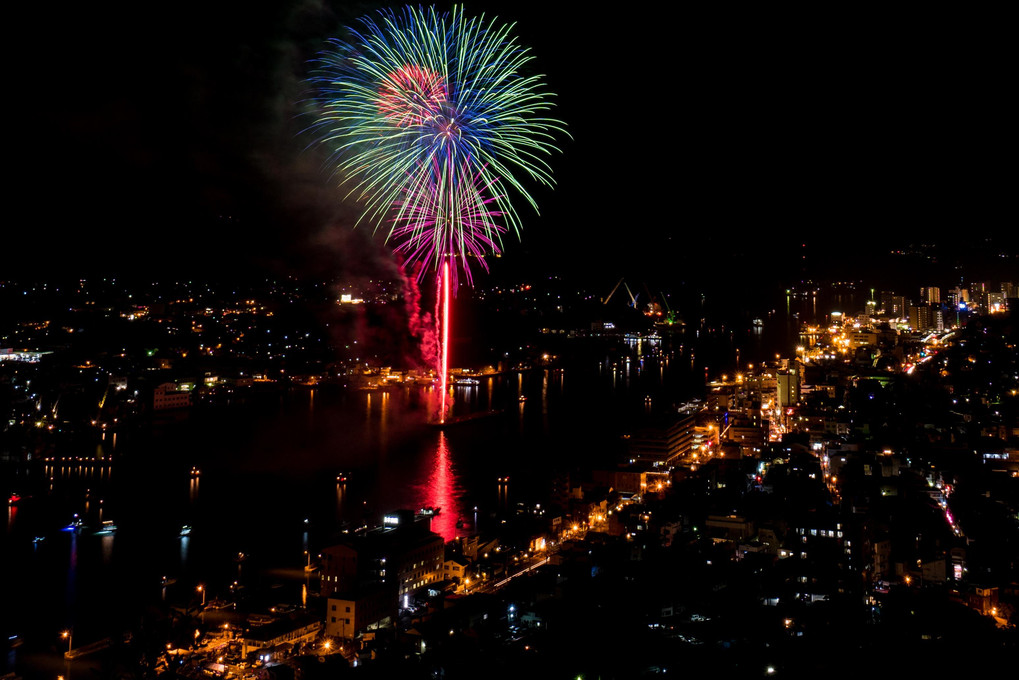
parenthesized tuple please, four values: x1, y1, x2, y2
(439, 260, 450, 424)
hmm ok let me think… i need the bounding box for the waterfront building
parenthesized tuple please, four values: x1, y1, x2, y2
(325, 583, 397, 640)
(240, 614, 322, 657)
(0, 348, 50, 362)
(320, 510, 444, 602)
(442, 555, 469, 582)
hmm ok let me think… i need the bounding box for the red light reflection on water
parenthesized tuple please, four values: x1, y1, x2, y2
(417, 432, 462, 542)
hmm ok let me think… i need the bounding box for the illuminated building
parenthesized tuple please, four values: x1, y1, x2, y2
(152, 382, 191, 410)
(986, 291, 1005, 312)
(908, 305, 934, 331)
(850, 330, 878, 348)
(240, 614, 322, 657)
(879, 292, 907, 318)
(320, 510, 444, 602)
(626, 414, 694, 468)
(0, 348, 50, 363)
(726, 416, 766, 454)
(777, 366, 799, 408)
(325, 583, 396, 640)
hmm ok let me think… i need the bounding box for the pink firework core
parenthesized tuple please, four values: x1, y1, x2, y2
(377, 64, 447, 127)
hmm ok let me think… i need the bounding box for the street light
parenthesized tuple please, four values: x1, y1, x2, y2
(61, 630, 72, 655)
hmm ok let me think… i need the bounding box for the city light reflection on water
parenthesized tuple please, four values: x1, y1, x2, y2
(66, 529, 77, 620)
(379, 391, 389, 449)
(335, 477, 346, 522)
(100, 533, 113, 565)
(6, 342, 726, 658)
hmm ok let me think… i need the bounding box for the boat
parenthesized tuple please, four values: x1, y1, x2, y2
(179, 525, 192, 537)
(247, 614, 274, 627)
(62, 516, 84, 533)
(94, 520, 117, 535)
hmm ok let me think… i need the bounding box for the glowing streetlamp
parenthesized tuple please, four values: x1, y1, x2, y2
(61, 629, 72, 655)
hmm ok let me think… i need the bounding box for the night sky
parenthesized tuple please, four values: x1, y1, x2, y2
(7, 2, 1015, 286)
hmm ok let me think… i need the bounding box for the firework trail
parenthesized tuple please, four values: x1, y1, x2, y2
(310, 4, 565, 421)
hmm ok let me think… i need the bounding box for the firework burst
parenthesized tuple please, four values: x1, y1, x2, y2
(390, 160, 506, 289)
(309, 4, 566, 280)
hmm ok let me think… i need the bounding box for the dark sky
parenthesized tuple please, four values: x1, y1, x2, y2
(7, 2, 1015, 287)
